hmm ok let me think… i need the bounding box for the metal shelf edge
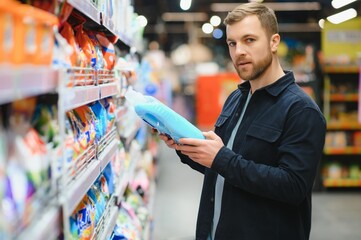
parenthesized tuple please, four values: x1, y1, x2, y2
(63, 86, 100, 112)
(99, 139, 119, 170)
(64, 160, 101, 215)
(17, 206, 61, 240)
(98, 206, 119, 240)
(68, 0, 100, 24)
(99, 82, 120, 99)
(0, 66, 58, 104)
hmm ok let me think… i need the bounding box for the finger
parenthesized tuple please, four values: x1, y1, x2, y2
(177, 144, 198, 153)
(202, 131, 218, 140)
(178, 138, 202, 146)
(159, 134, 170, 141)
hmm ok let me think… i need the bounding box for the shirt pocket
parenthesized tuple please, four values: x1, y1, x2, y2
(215, 114, 229, 128)
(246, 123, 282, 143)
(244, 124, 282, 164)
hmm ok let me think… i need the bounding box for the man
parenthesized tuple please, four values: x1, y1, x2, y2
(159, 2, 326, 240)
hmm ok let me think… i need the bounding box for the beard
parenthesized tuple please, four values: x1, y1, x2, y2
(234, 50, 273, 81)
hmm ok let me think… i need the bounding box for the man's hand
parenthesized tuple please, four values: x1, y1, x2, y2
(158, 133, 178, 149)
(176, 131, 224, 168)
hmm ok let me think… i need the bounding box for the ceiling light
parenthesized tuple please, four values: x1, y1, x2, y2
(318, 19, 325, 29)
(327, 8, 357, 24)
(210, 15, 221, 27)
(180, 0, 192, 11)
(212, 29, 223, 39)
(136, 15, 148, 28)
(211, 2, 321, 12)
(202, 23, 214, 34)
(331, 0, 357, 9)
(162, 12, 208, 22)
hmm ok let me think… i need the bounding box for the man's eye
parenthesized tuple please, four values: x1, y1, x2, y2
(246, 38, 255, 43)
(228, 42, 236, 47)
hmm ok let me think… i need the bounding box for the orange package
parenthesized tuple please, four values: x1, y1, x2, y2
(0, 1, 31, 64)
(60, 21, 79, 67)
(58, 1, 73, 26)
(87, 31, 104, 70)
(0, 0, 16, 63)
(34, 8, 58, 65)
(96, 32, 116, 70)
(75, 24, 97, 69)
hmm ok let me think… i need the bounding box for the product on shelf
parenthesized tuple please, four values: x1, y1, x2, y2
(58, 1, 74, 26)
(0, 97, 60, 237)
(100, 97, 116, 133)
(74, 24, 97, 69)
(110, 202, 142, 240)
(87, 31, 105, 71)
(59, 21, 80, 67)
(95, 32, 116, 71)
(70, 194, 96, 240)
(89, 101, 108, 143)
(69, 162, 115, 239)
(0, 0, 58, 65)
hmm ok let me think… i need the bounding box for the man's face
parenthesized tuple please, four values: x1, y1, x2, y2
(226, 15, 274, 81)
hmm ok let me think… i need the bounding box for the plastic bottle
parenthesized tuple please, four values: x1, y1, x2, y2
(125, 88, 204, 142)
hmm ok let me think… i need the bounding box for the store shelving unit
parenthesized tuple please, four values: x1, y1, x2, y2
(0, 0, 155, 239)
(322, 64, 361, 188)
(0, 66, 58, 105)
(0, 66, 62, 240)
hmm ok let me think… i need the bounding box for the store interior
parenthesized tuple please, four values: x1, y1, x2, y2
(0, 0, 361, 239)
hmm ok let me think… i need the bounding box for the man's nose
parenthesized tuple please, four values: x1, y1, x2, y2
(235, 44, 246, 56)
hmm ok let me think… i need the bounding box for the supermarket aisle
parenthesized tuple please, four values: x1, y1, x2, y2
(152, 143, 361, 240)
(152, 143, 203, 240)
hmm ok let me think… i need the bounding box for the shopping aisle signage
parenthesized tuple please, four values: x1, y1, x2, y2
(322, 17, 361, 65)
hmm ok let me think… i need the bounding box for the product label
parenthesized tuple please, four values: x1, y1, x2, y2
(42, 27, 52, 54)
(24, 18, 36, 54)
(327, 30, 361, 43)
(4, 14, 14, 51)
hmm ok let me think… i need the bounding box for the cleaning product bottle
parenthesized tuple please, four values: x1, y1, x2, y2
(125, 88, 204, 143)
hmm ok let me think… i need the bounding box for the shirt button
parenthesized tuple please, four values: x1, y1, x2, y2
(211, 197, 214, 202)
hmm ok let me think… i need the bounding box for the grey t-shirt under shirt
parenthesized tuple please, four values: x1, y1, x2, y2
(211, 91, 252, 239)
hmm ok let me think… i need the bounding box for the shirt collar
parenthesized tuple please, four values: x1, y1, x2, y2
(238, 71, 295, 96)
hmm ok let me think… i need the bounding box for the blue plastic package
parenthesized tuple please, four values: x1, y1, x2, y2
(125, 88, 204, 143)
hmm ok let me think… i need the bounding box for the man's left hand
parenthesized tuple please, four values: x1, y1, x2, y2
(177, 131, 224, 168)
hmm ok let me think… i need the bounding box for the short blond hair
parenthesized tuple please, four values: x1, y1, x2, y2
(223, 2, 279, 37)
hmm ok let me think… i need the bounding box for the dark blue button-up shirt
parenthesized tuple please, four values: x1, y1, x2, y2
(177, 71, 326, 240)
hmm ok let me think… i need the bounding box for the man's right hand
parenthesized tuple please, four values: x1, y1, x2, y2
(158, 132, 178, 150)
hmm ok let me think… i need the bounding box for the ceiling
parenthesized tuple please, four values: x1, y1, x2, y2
(133, 0, 361, 53)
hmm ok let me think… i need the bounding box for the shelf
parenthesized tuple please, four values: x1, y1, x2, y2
(98, 138, 119, 170)
(99, 82, 120, 99)
(67, 0, 101, 24)
(323, 178, 361, 187)
(0, 65, 58, 105)
(63, 159, 101, 215)
(102, 15, 133, 47)
(97, 205, 119, 240)
(62, 85, 100, 112)
(330, 94, 358, 102)
(143, 180, 156, 240)
(324, 146, 361, 155)
(323, 65, 360, 73)
(116, 106, 127, 122)
(327, 122, 361, 130)
(115, 171, 129, 204)
(17, 206, 61, 240)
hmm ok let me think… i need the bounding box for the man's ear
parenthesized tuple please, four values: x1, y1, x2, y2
(270, 33, 280, 53)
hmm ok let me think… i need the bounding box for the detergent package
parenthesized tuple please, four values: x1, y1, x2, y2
(124, 88, 204, 143)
